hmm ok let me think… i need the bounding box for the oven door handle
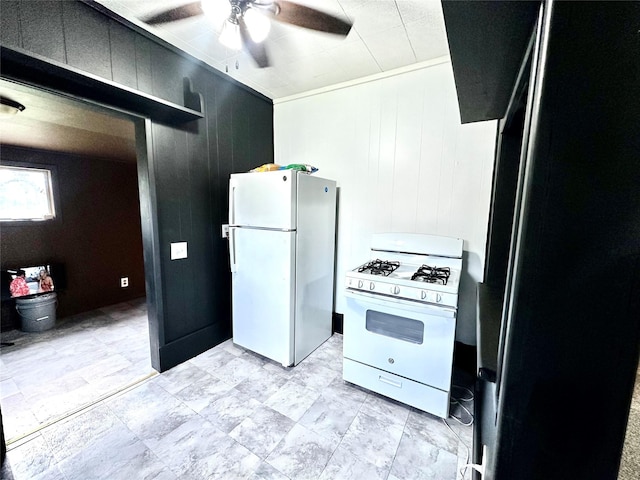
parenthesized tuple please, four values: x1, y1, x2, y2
(344, 289, 456, 318)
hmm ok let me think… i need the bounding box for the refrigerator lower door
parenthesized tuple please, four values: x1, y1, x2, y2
(230, 227, 296, 366)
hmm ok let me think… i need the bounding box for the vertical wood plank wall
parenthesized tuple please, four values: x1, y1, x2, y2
(0, 0, 274, 371)
(274, 61, 496, 344)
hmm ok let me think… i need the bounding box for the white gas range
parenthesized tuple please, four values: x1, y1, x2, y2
(342, 233, 463, 419)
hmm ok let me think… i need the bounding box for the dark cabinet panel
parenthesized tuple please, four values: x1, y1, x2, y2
(19, 0, 66, 63)
(484, 111, 525, 288)
(62, 1, 112, 80)
(463, 2, 640, 480)
(109, 20, 137, 89)
(441, 0, 539, 123)
(0, 1, 21, 48)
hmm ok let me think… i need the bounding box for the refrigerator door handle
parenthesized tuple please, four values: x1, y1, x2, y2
(229, 184, 236, 225)
(229, 227, 237, 273)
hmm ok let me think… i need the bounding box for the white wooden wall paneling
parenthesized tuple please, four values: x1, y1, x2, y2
(274, 62, 496, 344)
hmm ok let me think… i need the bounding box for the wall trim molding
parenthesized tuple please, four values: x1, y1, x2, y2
(0, 47, 203, 125)
(274, 56, 451, 105)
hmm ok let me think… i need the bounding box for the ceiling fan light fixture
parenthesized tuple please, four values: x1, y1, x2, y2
(244, 7, 271, 43)
(0, 97, 25, 118)
(200, 0, 230, 24)
(219, 18, 242, 50)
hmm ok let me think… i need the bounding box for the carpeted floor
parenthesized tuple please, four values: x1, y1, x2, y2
(618, 370, 640, 479)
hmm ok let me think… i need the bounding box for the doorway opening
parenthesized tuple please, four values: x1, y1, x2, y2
(0, 78, 157, 445)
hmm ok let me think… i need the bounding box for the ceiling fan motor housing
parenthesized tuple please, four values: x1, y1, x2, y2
(142, 0, 351, 69)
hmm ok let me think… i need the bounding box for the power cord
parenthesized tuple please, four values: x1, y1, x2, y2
(442, 384, 475, 479)
(450, 385, 474, 426)
(452, 385, 474, 401)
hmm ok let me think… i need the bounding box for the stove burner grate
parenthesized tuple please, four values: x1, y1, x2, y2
(357, 259, 400, 276)
(412, 265, 450, 285)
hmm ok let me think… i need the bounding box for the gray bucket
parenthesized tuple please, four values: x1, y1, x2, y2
(16, 292, 57, 332)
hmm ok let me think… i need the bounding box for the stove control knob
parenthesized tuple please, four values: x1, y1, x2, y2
(392, 286, 400, 295)
(348, 278, 352, 286)
(421, 291, 427, 300)
(369, 282, 375, 291)
(436, 294, 442, 303)
(388, 358, 395, 364)
(358, 280, 363, 288)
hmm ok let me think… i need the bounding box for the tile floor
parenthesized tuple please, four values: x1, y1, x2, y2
(1, 300, 475, 480)
(0, 298, 153, 444)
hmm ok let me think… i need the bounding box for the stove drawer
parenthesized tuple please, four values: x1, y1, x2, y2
(343, 358, 450, 418)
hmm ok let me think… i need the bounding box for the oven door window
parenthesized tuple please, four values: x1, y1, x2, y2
(365, 310, 424, 344)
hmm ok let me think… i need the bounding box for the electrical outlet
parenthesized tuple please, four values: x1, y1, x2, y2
(222, 224, 229, 238)
(120, 277, 129, 288)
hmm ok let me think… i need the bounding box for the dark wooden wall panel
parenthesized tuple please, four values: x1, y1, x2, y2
(109, 20, 137, 89)
(19, 0, 66, 63)
(151, 123, 197, 343)
(181, 146, 217, 335)
(150, 43, 184, 106)
(134, 35, 153, 94)
(152, 125, 183, 244)
(249, 96, 275, 164)
(62, 1, 112, 80)
(2, 0, 274, 372)
(205, 78, 232, 334)
(232, 90, 252, 170)
(214, 80, 236, 227)
(0, 1, 22, 48)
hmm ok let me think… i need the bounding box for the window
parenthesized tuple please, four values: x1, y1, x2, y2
(0, 165, 56, 221)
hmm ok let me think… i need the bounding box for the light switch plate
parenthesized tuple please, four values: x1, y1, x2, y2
(222, 224, 229, 238)
(171, 242, 188, 260)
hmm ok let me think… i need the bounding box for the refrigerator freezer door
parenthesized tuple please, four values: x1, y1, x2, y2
(229, 170, 297, 229)
(231, 227, 296, 366)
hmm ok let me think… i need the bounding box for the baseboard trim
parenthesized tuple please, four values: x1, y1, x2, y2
(159, 325, 230, 372)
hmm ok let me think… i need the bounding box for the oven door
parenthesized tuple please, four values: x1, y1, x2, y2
(343, 289, 456, 391)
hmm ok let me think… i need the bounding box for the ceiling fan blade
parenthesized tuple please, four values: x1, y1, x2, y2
(269, 1, 352, 36)
(238, 17, 271, 68)
(143, 1, 204, 25)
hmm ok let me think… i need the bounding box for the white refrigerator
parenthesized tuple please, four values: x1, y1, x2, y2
(228, 170, 337, 367)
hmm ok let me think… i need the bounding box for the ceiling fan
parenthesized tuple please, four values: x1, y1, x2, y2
(142, 0, 353, 68)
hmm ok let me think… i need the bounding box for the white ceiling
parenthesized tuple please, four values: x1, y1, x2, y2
(0, 1, 449, 159)
(94, 0, 450, 100)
